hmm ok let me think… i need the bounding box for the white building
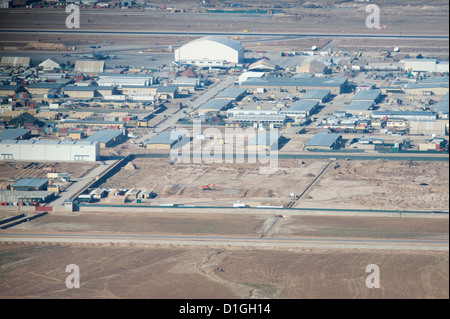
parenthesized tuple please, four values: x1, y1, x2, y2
(0, 140, 100, 162)
(404, 59, 449, 73)
(174, 36, 244, 66)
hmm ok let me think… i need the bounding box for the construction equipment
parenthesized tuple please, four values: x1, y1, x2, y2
(202, 184, 215, 191)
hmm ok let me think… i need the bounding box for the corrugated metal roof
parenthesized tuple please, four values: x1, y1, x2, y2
(146, 130, 185, 145)
(286, 100, 319, 112)
(12, 178, 48, 189)
(242, 76, 347, 88)
(345, 100, 374, 111)
(353, 89, 381, 101)
(300, 89, 330, 101)
(0, 85, 20, 91)
(63, 85, 114, 91)
(215, 87, 247, 99)
(85, 130, 123, 143)
(306, 131, 341, 147)
(0, 128, 30, 140)
(433, 101, 449, 114)
(198, 99, 231, 111)
(157, 85, 178, 93)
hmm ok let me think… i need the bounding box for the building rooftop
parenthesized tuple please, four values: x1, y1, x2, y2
(146, 130, 185, 145)
(0, 128, 31, 140)
(345, 100, 375, 111)
(63, 85, 114, 91)
(157, 85, 178, 93)
(306, 131, 341, 148)
(85, 130, 123, 143)
(215, 87, 247, 99)
(11, 178, 48, 189)
(198, 99, 231, 111)
(300, 89, 330, 101)
(241, 76, 347, 88)
(353, 89, 381, 101)
(433, 101, 449, 114)
(285, 100, 319, 112)
(0, 85, 21, 91)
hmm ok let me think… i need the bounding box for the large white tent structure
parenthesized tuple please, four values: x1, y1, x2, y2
(174, 36, 244, 66)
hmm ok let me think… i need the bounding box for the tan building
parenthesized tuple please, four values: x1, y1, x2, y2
(120, 86, 157, 97)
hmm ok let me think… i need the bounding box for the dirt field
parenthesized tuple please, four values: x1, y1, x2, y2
(295, 160, 449, 211)
(97, 158, 449, 211)
(0, 243, 447, 298)
(6, 209, 449, 241)
(0, 161, 99, 185)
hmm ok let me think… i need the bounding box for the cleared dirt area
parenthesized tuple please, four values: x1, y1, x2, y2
(0, 161, 99, 183)
(10, 210, 267, 236)
(0, 243, 447, 298)
(295, 159, 449, 211)
(97, 158, 449, 211)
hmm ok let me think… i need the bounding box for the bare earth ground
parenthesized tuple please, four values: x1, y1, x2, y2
(0, 243, 447, 299)
(0, 161, 99, 180)
(98, 158, 449, 211)
(294, 159, 449, 211)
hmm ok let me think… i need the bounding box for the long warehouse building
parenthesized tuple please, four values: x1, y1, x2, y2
(0, 140, 100, 162)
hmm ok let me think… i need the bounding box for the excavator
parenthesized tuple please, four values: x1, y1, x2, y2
(202, 184, 215, 191)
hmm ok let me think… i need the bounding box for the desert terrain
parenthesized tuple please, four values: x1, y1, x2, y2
(97, 158, 449, 211)
(0, 242, 447, 299)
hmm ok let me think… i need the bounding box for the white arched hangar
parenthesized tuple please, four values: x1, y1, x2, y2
(174, 36, 244, 66)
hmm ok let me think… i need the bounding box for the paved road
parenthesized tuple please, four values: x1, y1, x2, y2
(2, 29, 448, 39)
(0, 231, 447, 251)
(135, 77, 235, 144)
(49, 159, 118, 207)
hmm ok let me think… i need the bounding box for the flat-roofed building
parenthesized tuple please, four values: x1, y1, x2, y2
(353, 89, 381, 102)
(403, 83, 449, 96)
(232, 114, 286, 124)
(26, 83, 64, 96)
(157, 85, 179, 99)
(241, 76, 348, 94)
(371, 111, 437, 121)
(404, 58, 449, 73)
(11, 178, 49, 191)
(433, 101, 449, 119)
(280, 100, 319, 117)
(62, 85, 116, 98)
(97, 73, 154, 87)
(215, 87, 247, 101)
(0, 139, 99, 162)
(0, 128, 31, 140)
(305, 131, 342, 150)
(198, 99, 232, 114)
(345, 100, 375, 116)
(409, 119, 448, 136)
(120, 85, 157, 97)
(0, 190, 55, 204)
(0, 85, 22, 97)
(145, 130, 185, 150)
(85, 129, 124, 148)
(300, 89, 331, 103)
(57, 119, 126, 129)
